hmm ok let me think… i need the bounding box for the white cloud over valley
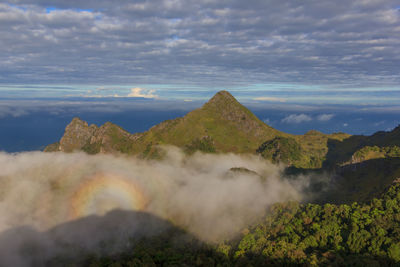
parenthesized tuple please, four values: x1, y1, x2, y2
(282, 114, 312, 124)
(127, 88, 158, 98)
(317, 114, 334, 121)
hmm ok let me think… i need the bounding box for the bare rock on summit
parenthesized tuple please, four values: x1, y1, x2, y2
(59, 117, 98, 152)
(85, 122, 139, 154)
(45, 117, 137, 154)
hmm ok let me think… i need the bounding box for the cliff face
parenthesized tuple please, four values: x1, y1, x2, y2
(58, 118, 98, 152)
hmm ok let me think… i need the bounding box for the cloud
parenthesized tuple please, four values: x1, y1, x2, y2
(263, 118, 271, 125)
(373, 120, 385, 126)
(0, 98, 199, 120)
(281, 113, 333, 123)
(0, 105, 30, 118)
(127, 88, 158, 98)
(253, 97, 286, 102)
(0, 1, 399, 88)
(0, 148, 312, 264)
(281, 114, 312, 124)
(317, 114, 334, 121)
(80, 87, 158, 98)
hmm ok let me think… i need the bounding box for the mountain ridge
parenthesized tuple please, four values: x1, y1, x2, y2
(46, 90, 287, 155)
(45, 90, 398, 171)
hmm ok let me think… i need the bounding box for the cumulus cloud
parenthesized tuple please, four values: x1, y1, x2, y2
(281, 114, 312, 124)
(317, 114, 334, 121)
(0, 148, 310, 265)
(127, 88, 158, 98)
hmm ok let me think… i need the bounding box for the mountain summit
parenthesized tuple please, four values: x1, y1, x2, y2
(202, 90, 277, 137)
(46, 91, 283, 154)
(127, 90, 287, 156)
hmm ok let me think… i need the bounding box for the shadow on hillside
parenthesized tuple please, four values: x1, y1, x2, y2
(285, 157, 400, 205)
(0, 210, 201, 266)
(322, 157, 400, 204)
(323, 126, 400, 169)
(234, 251, 399, 267)
(1, 208, 399, 266)
(283, 130, 400, 204)
(323, 135, 368, 169)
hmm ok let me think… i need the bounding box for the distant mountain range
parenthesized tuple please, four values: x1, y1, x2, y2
(46, 90, 400, 203)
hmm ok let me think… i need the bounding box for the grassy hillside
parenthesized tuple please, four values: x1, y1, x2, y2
(128, 91, 287, 156)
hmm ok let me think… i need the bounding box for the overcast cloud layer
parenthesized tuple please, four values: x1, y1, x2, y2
(1, 0, 399, 88)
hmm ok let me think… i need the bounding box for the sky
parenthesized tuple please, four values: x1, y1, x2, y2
(0, 0, 399, 102)
(0, 0, 400, 151)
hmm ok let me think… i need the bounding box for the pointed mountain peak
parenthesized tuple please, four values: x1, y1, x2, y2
(202, 90, 245, 113)
(195, 90, 276, 138)
(206, 90, 238, 105)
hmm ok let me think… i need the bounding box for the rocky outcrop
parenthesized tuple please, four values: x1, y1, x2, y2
(58, 117, 98, 152)
(45, 117, 139, 154)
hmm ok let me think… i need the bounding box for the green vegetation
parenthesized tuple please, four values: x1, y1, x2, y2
(233, 182, 400, 266)
(348, 146, 400, 164)
(256, 132, 350, 169)
(185, 136, 216, 154)
(128, 91, 286, 156)
(295, 131, 350, 169)
(257, 137, 302, 166)
(82, 141, 101, 154)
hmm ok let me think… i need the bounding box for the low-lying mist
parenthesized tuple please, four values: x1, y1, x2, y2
(0, 147, 314, 265)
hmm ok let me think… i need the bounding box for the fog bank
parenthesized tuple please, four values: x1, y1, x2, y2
(0, 147, 305, 265)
